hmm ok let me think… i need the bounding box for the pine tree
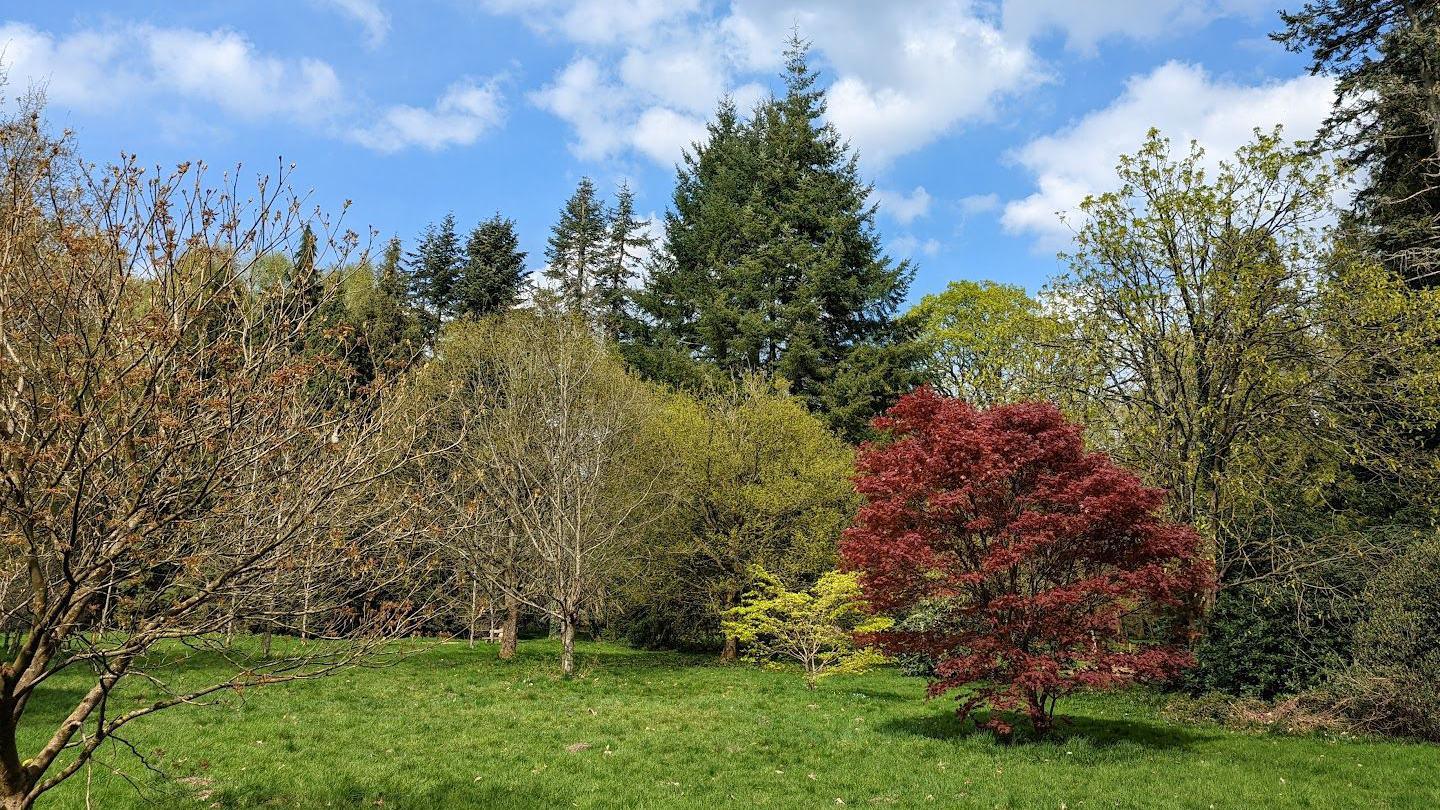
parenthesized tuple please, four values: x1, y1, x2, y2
(409, 213, 463, 329)
(596, 182, 652, 341)
(457, 214, 529, 319)
(636, 36, 918, 439)
(543, 177, 607, 319)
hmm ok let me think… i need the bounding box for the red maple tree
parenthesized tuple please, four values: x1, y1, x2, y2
(841, 389, 1212, 735)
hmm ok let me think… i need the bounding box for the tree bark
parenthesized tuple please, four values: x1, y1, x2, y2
(559, 614, 576, 677)
(499, 595, 519, 660)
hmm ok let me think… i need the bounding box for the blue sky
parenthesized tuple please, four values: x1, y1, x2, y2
(1, 1, 1336, 302)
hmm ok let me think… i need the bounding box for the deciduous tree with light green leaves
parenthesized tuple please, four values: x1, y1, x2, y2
(904, 279, 1068, 408)
(723, 567, 891, 689)
(1048, 126, 1440, 611)
(630, 376, 856, 658)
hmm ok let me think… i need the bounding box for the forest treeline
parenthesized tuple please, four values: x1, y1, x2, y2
(1, 6, 1439, 806)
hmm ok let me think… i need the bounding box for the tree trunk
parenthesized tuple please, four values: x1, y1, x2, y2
(559, 614, 576, 677)
(467, 577, 478, 649)
(720, 587, 739, 661)
(0, 718, 33, 810)
(499, 595, 518, 660)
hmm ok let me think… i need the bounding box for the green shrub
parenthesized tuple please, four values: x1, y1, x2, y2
(1188, 584, 1348, 699)
(1351, 537, 1440, 672)
(1319, 537, 1440, 741)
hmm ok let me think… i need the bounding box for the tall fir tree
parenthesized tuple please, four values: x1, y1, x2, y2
(457, 214, 529, 318)
(543, 177, 607, 319)
(635, 37, 918, 439)
(596, 181, 652, 341)
(355, 236, 424, 381)
(1276, 1, 1440, 287)
(408, 213, 463, 331)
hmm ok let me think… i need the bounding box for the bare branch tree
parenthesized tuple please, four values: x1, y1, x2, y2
(0, 96, 438, 808)
(422, 313, 674, 676)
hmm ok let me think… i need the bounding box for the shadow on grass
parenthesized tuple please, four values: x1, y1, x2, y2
(843, 687, 915, 704)
(878, 708, 1214, 752)
(210, 779, 564, 810)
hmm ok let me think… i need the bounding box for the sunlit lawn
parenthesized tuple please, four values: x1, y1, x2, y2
(21, 638, 1437, 808)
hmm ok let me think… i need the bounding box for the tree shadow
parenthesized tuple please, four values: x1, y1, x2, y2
(878, 708, 1215, 752)
(842, 687, 914, 703)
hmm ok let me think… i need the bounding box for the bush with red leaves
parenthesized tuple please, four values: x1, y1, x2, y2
(841, 389, 1213, 735)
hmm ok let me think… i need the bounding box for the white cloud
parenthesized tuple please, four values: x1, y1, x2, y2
(0, 22, 342, 122)
(143, 28, 341, 121)
(481, 0, 700, 46)
(1001, 0, 1270, 53)
(1, 20, 511, 153)
(0, 23, 135, 108)
(619, 43, 727, 115)
(532, 56, 706, 166)
(630, 106, 706, 166)
(874, 185, 932, 224)
(488, 0, 1040, 168)
(317, 0, 391, 48)
(530, 58, 631, 160)
(722, 1, 1040, 165)
(959, 193, 1000, 215)
(891, 234, 942, 259)
(350, 77, 505, 152)
(1002, 62, 1336, 249)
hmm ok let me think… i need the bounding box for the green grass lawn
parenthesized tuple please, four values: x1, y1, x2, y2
(20, 638, 1436, 809)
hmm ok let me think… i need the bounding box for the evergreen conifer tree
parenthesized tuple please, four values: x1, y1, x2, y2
(457, 214, 529, 318)
(409, 213, 463, 330)
(597, 181, 652, 341)
(543, 177, 607, 319)
(636, 36, 917, 439)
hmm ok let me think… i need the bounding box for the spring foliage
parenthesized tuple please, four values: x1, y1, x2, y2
(841, 389, 1213, 734)
(722, 567, 891, 688)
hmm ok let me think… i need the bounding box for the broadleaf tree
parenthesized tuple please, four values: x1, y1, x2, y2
(841, 389, 1212, 735)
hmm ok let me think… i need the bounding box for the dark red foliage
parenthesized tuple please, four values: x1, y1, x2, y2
(841, 389, 1213, 735)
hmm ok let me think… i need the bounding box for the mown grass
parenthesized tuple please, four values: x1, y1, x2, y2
(19, 638, 1436, 808)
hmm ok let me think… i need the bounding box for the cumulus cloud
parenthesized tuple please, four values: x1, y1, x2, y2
(143, 28, 342, 121)
(0, 22, 341, 120)
(1001, 0, 1271, 53)
(1, 19, 510, 153)
(350, 78, 505, 152)
(630, 107, 706, 166)
(959, 193, 1000, 215)
(890, 234, 942, 259)
(531, 56, 706, 166)
(488, 0, 1041, 168)
(530, 58, 631, 159)
(1002, 62, 1336, 249)
(874, 185, 933, 225)
(317, 0, 391, 48)
(724, 1, 1039, 165)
